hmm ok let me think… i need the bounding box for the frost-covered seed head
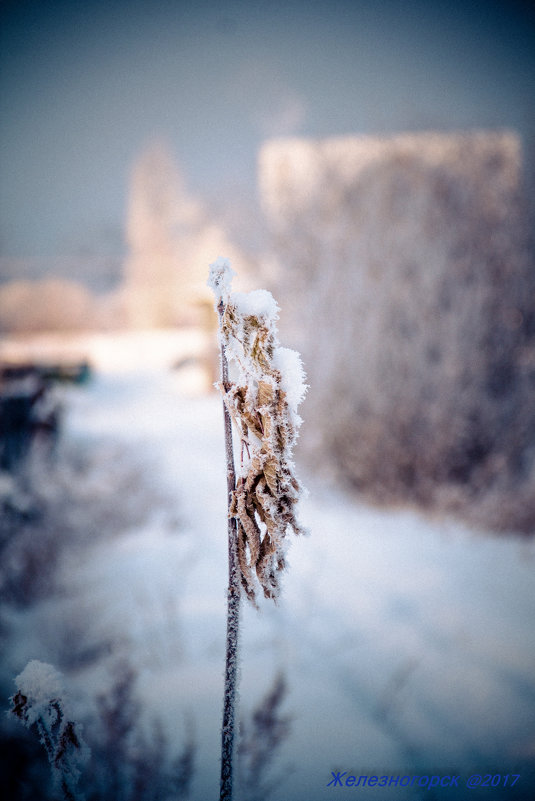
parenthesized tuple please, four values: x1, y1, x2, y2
(207, 257, 235, 304)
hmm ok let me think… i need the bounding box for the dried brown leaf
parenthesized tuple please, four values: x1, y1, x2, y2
(263, 457, 279, 496)
(236, 482, 261, 566)
(237, 522, 257, 602)
(257, 380, 274, 407)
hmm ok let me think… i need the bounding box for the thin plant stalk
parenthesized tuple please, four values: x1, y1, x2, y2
(218, 297, 241, 801)
(209, 256, 306, 799)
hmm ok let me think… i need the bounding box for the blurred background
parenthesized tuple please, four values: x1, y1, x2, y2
(1, 0, 534, 284)
(1, 1, 535, 800)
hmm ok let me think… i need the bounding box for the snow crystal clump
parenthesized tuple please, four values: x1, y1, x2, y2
(12, 659, 90, 800)
(232, 289, 280, 321)
(15, 660, 64, 725)
(207, 257, 235, 304)
(273, 346, 308, 416)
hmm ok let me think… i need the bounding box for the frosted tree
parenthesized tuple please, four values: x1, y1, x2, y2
(122, 142, 251, 329)
(259, 130, 535, 532)
(123, 142, 204, 328)
(208, 258, 307, 801)
(9, 660, 90, 801)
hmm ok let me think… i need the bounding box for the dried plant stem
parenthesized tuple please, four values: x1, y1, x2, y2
(219, 298, 241, 801)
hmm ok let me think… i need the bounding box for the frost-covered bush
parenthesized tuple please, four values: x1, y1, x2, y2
(85, 661, 195, 801)
(10, 660, 90, 801)
(259, 130, 535, 532)
(0, 438, 172, 610)
(123, 143, 250, 329)
(8, 660, 195, 801)
(0, 278, 101, 333)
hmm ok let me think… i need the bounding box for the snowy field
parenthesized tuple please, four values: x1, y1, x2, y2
(3, 330, 535, 800)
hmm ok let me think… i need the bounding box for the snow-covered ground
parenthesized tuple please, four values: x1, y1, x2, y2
(3, 330, 535, 800)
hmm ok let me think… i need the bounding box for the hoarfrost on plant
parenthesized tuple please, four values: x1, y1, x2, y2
(210, 258, 308, 603)
(207, 256, 235, 304)
(15, 660, 65, 725)
(232, 289, 280, 321)
(272, 346, 308, 417)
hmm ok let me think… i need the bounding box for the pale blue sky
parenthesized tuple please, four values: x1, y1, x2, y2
(1, 0, 534, 272)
